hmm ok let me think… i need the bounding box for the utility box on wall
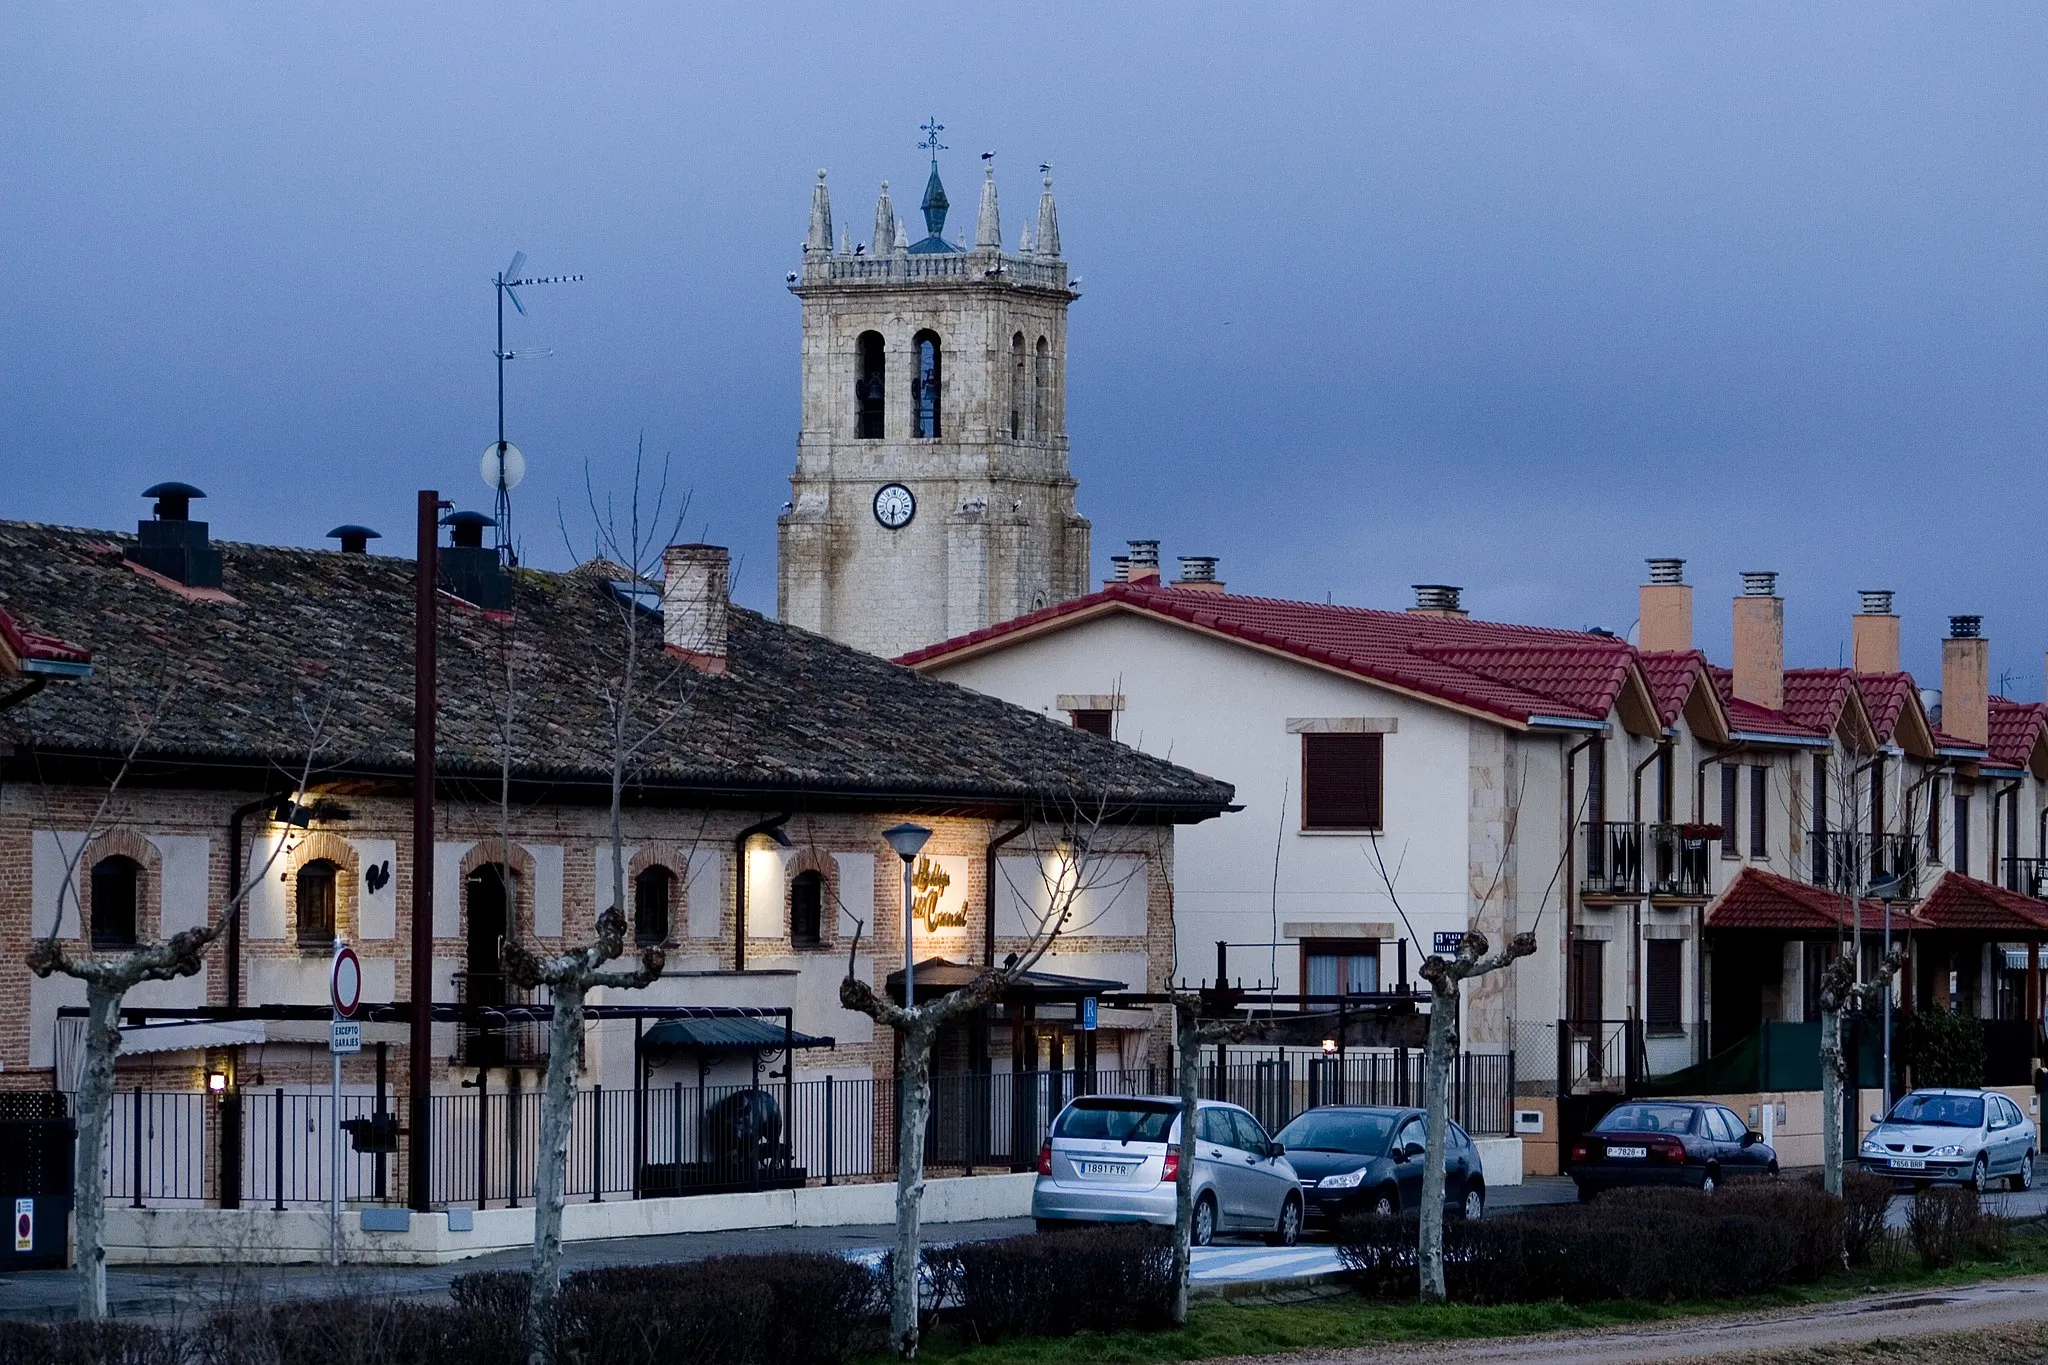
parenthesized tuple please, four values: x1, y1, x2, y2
(0, 1098, 73, 1272)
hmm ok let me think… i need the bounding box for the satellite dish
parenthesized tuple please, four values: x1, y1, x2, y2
(481, 440, 526, 493)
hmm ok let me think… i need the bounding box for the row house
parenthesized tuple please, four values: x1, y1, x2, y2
(0, 495, 1230, 1205)
(907, 545, 2048, 1122)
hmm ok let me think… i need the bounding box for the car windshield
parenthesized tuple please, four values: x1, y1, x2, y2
(1888, 1093, 1985, 1128)
(1593, 1104, 1697, 1135)
(1273, 1110, 1398, 1155)
(1054, 1100, 1176, 1144)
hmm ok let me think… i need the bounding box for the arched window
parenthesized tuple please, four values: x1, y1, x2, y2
(1033, 336, 1051, 438)
(789, 870, 825, 949)
(634, 865, 674, 947)
(90, 856, 140, 949)
(1010, 332, 1027, 438)
(855, 331, 885, 439)
(296, 859, 338, 950)
(912, 330, 942, 438)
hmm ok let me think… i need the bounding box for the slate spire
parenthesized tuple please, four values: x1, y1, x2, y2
(1036, 168, 1060, 260)
(805, 169, 832, 253)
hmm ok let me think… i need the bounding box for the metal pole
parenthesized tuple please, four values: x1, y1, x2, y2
(1882, 898, 1894, 1117)
(330, 1041, 342, 1266)
(903, 855, 916, 1011)
(591, 1085, 603, 1202)
(496, 276, 505, 448)
(273, 1087, 284, 1211)
(409, 490, 438, 1212)
(131, 1086, 143, 1209)
(824, 1074, 835, 1186)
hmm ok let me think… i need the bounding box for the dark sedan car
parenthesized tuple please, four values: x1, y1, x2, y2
(1570, 1100, 1777, 1199)
(1272, 1105, 1486, 1223)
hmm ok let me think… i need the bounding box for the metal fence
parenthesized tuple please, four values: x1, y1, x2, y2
(75, 1048, 1516, 1209)
(1512, 1020, 1705, 1096)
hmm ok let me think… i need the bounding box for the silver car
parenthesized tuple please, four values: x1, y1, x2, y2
(1031, 1095, 1303, 1246)
(1859, 1088, 2037, 1191)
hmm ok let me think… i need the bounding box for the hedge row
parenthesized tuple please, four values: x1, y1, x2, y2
(927, 1223, 1177, 1341)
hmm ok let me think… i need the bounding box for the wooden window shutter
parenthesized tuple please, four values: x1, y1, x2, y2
(1302, 733, 1383, 830)
(1646, 940, 1682, 1033)
(1070, 709, 1113, 738)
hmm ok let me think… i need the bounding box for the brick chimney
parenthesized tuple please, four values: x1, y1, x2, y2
(1639, 558, 1692, 652)
(1172, 556, 1225, 594)
(1851, 590, 1899, 674)
(662, 544, 730, 674)
(1125, 540, 1162, 586)
(1941, 615, 1988, 745)
(1732, 571, 1784, 712)
(1408, 585, 1467, 620)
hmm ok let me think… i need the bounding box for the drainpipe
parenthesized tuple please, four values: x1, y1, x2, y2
(1562, 735, 1597, 1026)
(1994, 778, 2022, 889)
(732, 814, 791, 972)
(1628, 740, 1669, 1047)
(984, 817, 1032, 968)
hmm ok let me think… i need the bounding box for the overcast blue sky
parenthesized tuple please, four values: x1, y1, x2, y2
(5, 4, 2044, 688)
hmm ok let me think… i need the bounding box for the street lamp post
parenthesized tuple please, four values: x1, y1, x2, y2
(884, 824, 933, 1009)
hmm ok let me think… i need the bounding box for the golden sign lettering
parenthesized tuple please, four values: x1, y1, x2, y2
(911, 856, 965, 933)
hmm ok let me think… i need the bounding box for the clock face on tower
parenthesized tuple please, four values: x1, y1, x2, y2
(873, 483, 915, 530)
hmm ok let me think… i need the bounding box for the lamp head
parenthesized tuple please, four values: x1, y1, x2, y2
(883, 822, 932, 862)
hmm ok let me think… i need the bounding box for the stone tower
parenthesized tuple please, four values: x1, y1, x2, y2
(777, 150, 1090, 659)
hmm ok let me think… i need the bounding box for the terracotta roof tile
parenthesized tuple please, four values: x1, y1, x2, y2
(1853, 673, 1917, 745)
(1917, 872, 2048, 933)
(903, 585, 1642, 727)
(1706, 667, 1829, 740)
(0, 604, 91, 669)
(1987, 697, 2048, 771)
(1707, 866, 1929, 932)
(1638, 650, 1708, 726)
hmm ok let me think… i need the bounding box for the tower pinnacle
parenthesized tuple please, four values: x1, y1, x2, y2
(805, 169, 833, 253)
(1036, 167, 1060, 260)
(975, 163, 1001, 250)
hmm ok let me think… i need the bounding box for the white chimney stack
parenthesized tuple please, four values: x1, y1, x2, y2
(662, 544, 729, 674)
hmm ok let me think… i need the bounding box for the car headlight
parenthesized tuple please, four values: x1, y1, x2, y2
(1861, 1138, 1884, 1154)
(1318, 1169, 1368, 1189)
(1930, 1145, 1964, 1158)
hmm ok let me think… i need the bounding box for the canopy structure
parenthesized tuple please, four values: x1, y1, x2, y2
(882, 956, 1128, 1005)
(640, 1017, 834, 1055)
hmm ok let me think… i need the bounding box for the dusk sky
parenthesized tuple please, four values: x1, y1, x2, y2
(6, 4, 2045, 689)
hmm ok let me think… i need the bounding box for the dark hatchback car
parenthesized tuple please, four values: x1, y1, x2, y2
(1272, 1105, 1486, 1224)
(1570, 1100, 1777, 1199)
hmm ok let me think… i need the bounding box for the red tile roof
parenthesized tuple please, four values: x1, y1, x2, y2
(0, 605, 91, 670)
(1987, 698, 2048, 772)
(1917, 871, 2048, 934)
(1853, 673, 1918, 746)
(1783, 669, 1857, 735)
(1639, 650, 1707, 726)
(1706, 667, 1830, 741)
(1707, 866, 1929, 932)
(900, 585, 1647, 728)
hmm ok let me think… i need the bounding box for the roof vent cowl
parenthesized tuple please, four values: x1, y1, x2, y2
(438, 510, 511, 609)
(126, 482, 222, 589)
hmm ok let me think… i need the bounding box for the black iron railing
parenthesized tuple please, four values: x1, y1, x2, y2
(1647, 824, 1714, 897)
(1581, 822, 1644, 896)
(452, 971, 550, 1068)
(1809, 831, 1921, 900)
(2003, 857, 2048, 899)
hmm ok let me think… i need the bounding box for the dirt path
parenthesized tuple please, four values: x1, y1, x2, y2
(1247, 1274, 2048, 1364)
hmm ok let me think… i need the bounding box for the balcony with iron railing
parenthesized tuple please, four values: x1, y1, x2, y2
(1808, 830, 1921, 901)
(1581, 822, 1714, 899)
(2003, 857, 2048, 900)
(452, 971, 550, 1069)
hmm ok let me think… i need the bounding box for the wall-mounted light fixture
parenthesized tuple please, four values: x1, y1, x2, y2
(207, 1069, 229, 1094)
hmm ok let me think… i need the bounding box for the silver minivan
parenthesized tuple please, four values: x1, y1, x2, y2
(1031, 1095, 1303, 1246)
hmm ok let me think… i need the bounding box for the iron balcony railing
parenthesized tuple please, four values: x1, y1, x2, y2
(1647, 824, 1714, 898)
(2003, 857, 2048, 900)
(1581, 821, 1643, 896)
(1809, 831, 1922, 900)
(452, 971, 550, 1068)
(1581, 823, 1713, 899)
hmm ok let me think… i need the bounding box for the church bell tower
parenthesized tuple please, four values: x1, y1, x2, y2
(777, 126, 1090, 659)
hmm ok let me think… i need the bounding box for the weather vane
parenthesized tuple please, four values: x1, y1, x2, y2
(919, 116, 947, 164)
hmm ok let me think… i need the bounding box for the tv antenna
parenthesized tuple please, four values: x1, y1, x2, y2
(488, 250, 582, 564)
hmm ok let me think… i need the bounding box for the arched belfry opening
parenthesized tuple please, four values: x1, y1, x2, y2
(912, 330, 942, 438)
(855, 331, 885, 439)
(1034, 336, 1051, 438)
(1010, 332, 1027, 438)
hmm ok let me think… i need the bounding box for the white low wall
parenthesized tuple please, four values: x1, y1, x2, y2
(1474, 1137, 1523, 1189)
(103, 1172, 1038, 1266)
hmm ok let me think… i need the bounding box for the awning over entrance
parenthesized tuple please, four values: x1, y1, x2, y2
(883, 956, 1127, 1005)
(1706, 867, 1931, 933)
(1917, 872, 2048, 934)
(640, 1018, 835, 1054)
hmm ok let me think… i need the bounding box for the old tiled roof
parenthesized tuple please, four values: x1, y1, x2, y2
(1987, 698, 2048, 773)
(1707, 866, 1929, 932)
(901, 584, 1650, 728)
(1917, 872, 2048, 934)
(1783, 669, 1856, 735)
(0, 521, 1233, 818)
(1638, 650, 1706, 726)
(1853, 673, 1917, 745)
(1705, 667, 1829, 742)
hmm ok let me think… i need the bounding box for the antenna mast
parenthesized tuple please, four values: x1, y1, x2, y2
(487, 251, 582, 565)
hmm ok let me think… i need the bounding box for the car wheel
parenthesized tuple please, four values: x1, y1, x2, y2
(1192, 1195, 1217, 1248)
(1766, 1161, 1780, 1178)
(1700, 1167, 1719, 1195)
(1267, 1195, 1302, 1247)
(1461, 1185, 1485, 1221)
(2013, 1151, 2035, 1193)
(1370, 1189, 1397, 1218)
(1970, 1156, 1988, 1194)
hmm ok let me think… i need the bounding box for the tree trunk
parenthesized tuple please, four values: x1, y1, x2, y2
(523, 986, 584, 1365)
(72, 983, 121, 1321)
(1819, 1004, 1843, 1196)
(891, 1020, 934, 1358)
(1418, 978, 1459, 1303)
(1171, 1010, 1199, 1325)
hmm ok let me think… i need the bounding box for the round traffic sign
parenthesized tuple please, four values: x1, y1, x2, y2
(331, 944, 362, 1018)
